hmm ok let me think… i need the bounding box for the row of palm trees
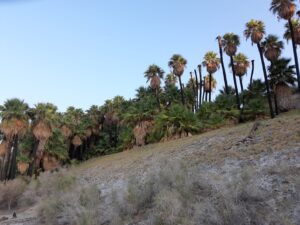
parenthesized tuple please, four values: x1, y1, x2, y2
(144, 0, 300, 119)
(0, 100, 104, 181)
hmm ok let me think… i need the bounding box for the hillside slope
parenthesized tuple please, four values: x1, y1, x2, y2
(2, 111, 300, 225)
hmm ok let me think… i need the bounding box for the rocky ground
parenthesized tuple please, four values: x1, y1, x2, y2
(1, 110, 300, 225)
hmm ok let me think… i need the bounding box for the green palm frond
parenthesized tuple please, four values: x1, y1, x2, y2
(268, 57, 296, 87)
(244, 20, 265, 42)
(202, 51, 220, 68)
(223, 33, 240, 46)
(144, 64, 165, 82)
(0, 98, 29, 121)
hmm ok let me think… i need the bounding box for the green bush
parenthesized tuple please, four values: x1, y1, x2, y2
(151, 104, 202, 141)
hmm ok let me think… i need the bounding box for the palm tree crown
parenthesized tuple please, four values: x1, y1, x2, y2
(268, 58, 296, 87)
(0, 99, 29, 121)
(270, 0, 296, 20)
(244, 20, 266, 44)
(202, 51, 220, 74)
(0, 99, 29, 140)
(261, 35, 284, 62)
(168, 54, 187, 77)
(233, 53, 250, 76)
(165, 73, 177, 86)
(222, 33, 240, 56)
(204, 75, 217, 92)
(284, 18, 300, 44)
(144, 64, 165, 90)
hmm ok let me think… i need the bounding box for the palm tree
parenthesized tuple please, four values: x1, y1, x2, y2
(244, 19, 275, 118)
(217, 36, 229, 94)
(261, 35, 284, 115)
(30, 103, 58, 173)
(144, 64, 165, 110)
(268, 58, 296, 112)
(204, 75, 217, 96)
(270, 0, 300, 92)
(223, 33, 241, 109)
(202, 51, 220, 102)
(261, 35, 284, 63)
(233, 53, 250, 93)
(283, 18, 300, 44)
(165, 73, 177, 86)
(168, 54, 188, 105)
(0, 99, 29, 180)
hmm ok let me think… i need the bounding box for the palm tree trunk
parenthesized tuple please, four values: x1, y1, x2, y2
(218, 40, 229, 94)
(250, 60, 255, 89)
(198, 65, 203, 108)
(209, 73, 212, 102)
(202, 89, 205, 103)
(0, 143, 11, 181)
(28, 140, 39, 177)
(205, 92, 208, 102)
(230, 56, 241, 110)
(194, 70, 199, 110)
(289, 19, 300, 93)
(8, 136, 18, 180)
(190, 72, 197, 111)
(239, 76, 245, 107)
(178, 76, 185, 105)
(239, 76, 244, 93)
(257, 43, 275, 118)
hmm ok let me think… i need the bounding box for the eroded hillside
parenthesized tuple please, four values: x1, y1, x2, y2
(1, 111, 300, 225)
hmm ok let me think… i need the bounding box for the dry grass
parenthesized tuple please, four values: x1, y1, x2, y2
(32, 171, 101, 225)
(108, 161, 297, 225)
(0, 178, 27, 211)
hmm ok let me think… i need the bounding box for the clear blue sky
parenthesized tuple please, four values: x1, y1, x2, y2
(0, 0, 297, 111)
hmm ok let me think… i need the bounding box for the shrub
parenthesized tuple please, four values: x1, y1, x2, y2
(36, 171, 101, 225)
(151, 104, 202, 141)
(0, 178, 27, 210)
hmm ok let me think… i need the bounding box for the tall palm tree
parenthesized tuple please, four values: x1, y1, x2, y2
(270, 0, 300, 92)
(262, 35, 284, 115)
(223, 33, 241, 109)
(244, 19, 275, 118)
(202, 51, 220, 102)
(0, 99, 29, 180)
(217, 36, 229, 94)
(30, 103, 58, 172)
(144, 64, 165, 110)
(233, 53, 250, 93)
(168, 54, 188, 105)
